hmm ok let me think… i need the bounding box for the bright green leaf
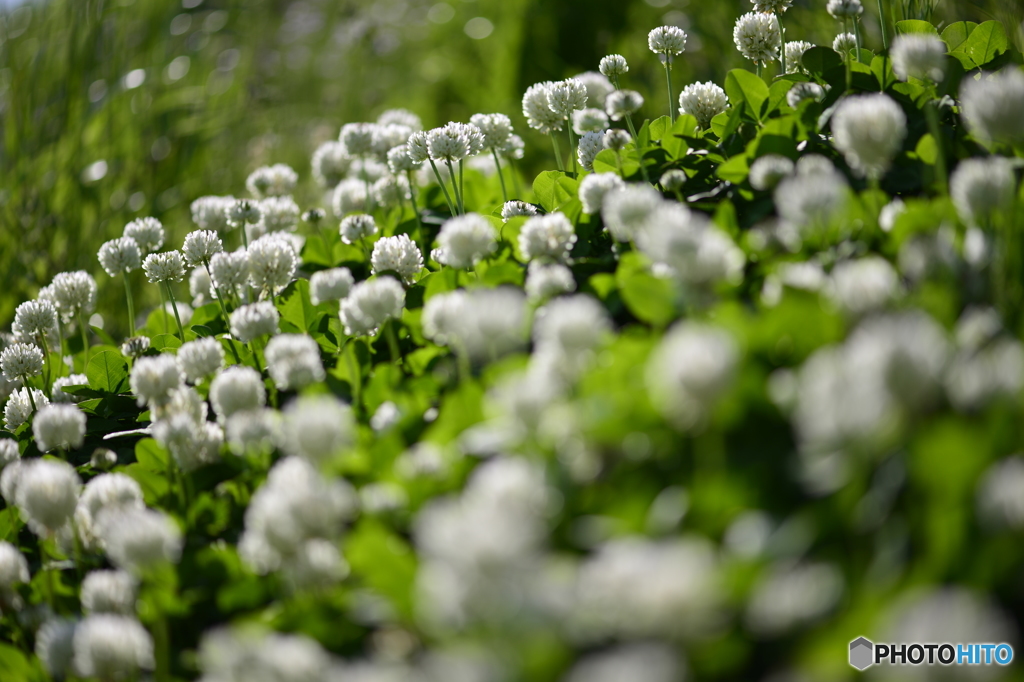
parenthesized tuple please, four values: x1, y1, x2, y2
(724, 69, 769, 121)
(532, 171, 579, 212)
(957, 20, 1007, 68)
(86, 350, 130, 394)
(896, 20, 940, 36)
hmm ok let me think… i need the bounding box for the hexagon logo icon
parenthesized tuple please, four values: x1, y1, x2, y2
(849, 637, 874, 671)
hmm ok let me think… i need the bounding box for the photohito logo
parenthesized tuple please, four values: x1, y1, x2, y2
(849, 637, 1014, 671)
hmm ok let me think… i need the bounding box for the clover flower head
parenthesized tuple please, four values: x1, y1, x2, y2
(950, 157, 1016, 227)
(753, 0, 793, 12)
(406, 130, 431, 164)
(142, 251, 186, 284)
(603, 129, 632, 152)
(311, 141, 352, 188)
(577, 131, 607, 172)
(98, 237, 142, 276)
(209, 250, 250, 293)
(81, 570, 137, 615)
(833, 32, 857, 55)
(281, 395, 354, 464)
(0, 439, 19, 468)
(660, 169, 687, 192)
(177, 337, 224, 384)
(98, 508, 183, 572)
(648, 26, 688, 56)
(572, 108, 610, 135)
(371, 234, 423, 283)
(501, 200, 539, 222)
(339, 213, 378, 244)
(210, 366, 266, 421)
(48, 271, 97, 321)
(525, 262, 576, 302)
(427, 123, 472, 162)
(121, 336, 150, 358)
(130, 354, 182, 407)
(892, 34, 946, 82)
(377, 108, 423, 131)
(519, 212, 577, 263)
(435, 213, 498, 269)
(523, 81, 565, 134)
(1, 343, 44, 381)
(579, 172, 626, 215)
(190, 196, 236, 233)
(749, 154, 795, 191)
(734, 12, 781, 64)
(245, 163, 298, 199)
(181, 230, 223, 268)
(339, 277, 405, 336)
(423, 288, 527, 364)
(785, 41, 815, 74)
(124, 217, 165, 255)
(602, 184, 664, 242)
(960, 69, 1024, 145)
(265, 334, 325, 391)
(599, 54, 629, 78)
(606, 89, 644, 121)
(500, 133, 526, 160)
(32, 404, 86, 452)
(227, 199, 262, 228)
(387, 144, 420, 173)
(827, 0, 863, 18)
(0, 540, 29, 589)
(774, 166, 848, 231)
(787, 81, 826, 108)
(372, 123, 415, 159)
(339, 122, 377, 156)
(14, 300, 57, 339)
(547, 78, 589, 120)
(5, 388, 48, 431)
(831, 93, 907, 178)
(229, 301, 279, 344)
(310, 267, 354, 305)
(469, 113, 514, 149)
(678, 81, 729, 128)
(247, 233, 297, 295)
(15, 459, 81, 536)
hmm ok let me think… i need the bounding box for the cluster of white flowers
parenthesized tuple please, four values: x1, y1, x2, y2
(246, 164, 298, 198)
(678, 81, 729, 128)
(370, 234, 423, 283)
(519, 213, 578, 263)
(423, 288, 528, 365)
(340, 276, 405, 336)
(433, 213, 498, 269)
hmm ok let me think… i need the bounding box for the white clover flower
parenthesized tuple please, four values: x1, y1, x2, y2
(891, 34, 946, 82)
(121, 336, 150, 359)
(190, 196, 235, 233)
(579, 172, 626, 215)
(950, 157, 1016, 227)
(225, 408, 281, 456)
(774, 167, 848, 231)
(209, 366, 265, 422)
(371, 234, 423, 283)
(229, 301, 279, 344)
(264, 334, 324, 391)
(637, 204, 745, 286)
(577, 131, 606, 173)
(5, 388, 48, 431)
(181, 230, 223, 268)
(369, 402, 401, 434)
(189, 266, 213, 307)
(787, 81, 826, 108)
(833, 32, 857, 55)
(602, 184, 663, 242)
(311, 141, 352, 188)
(98, 508, 182, 572)
(372, 123, 414, 159)
(746, 562, 843, 635)
(339, 277, 405, 336)
(784, 41, 815, 74)
(575, 70, 615, 105)
(427, 123, 471, 162)
(15, 459, 80, 536)
(827, 0, 863, 17)
(603, 128, 631, 151)
(340, 122, 377, 156)
(281, 395, 354, 465)
(678, 81, 729, 129)
(0, 540, 29, 590)
(256, 196, 301, 234)
(129, 354, 182, 407)
(370, 174, 410, 209)
(0, 439, 19, 468)
(226, 199, 262, 229)
(749, 154, 795, 190)
(435, 214, 498, 269)
(81, 570, 137, 615)
(423, 288, 527, 365)
(734, 12, 781, 64)
(572, 108, 610, 135)
(209, 250, 249, 295)
(831, 93, 907, 178)
(197, 627, 334, 682)
(14, 300, 57, 339)
(246, 164, 298, 199)
(500, 133, 526, 160)
(828, 257, 899, 315)
(407, 130, 430, 164)
(599, 54, 629, 78)
(661, 169, 687, 193)
(124, 217, 165, 255)
(648, 26, 687, 56)
(534, 295, 611, 363)
(525, 262, 576, 302)
(386, 144, 419, 174)
(339, 213, 378, 245)
(605, 90, 644, 121)
(565, 643, 682, 682)
(153, 413, 222, 472)
(960, 69, 1024, 145)
(32, 404, 86, 452)
(74, 473, 145, 552)
(142, 251, 186, 284)
(48, 271, 97, 322)
(331, 178, 368, 216)
(36, 618, 78, 681)
(377, 107, 423, 130)
(523, 82, 565, 134)
(519, 213, 577, 263)
(1, 343, 43, 381)
(469, 113, 514, 149)
(646, 322, 739, 429)
(501, 200, 539, 222)
(421, 290, 468, 347)
(176, 337, 224, 384)
(98, 237, 142, 276)
(72, 614, 154, 680)
(547, 78, 588, 120)
(309, 267, 354, 305)
(247, 233, 297, 295)
(753, 0, 793, 12)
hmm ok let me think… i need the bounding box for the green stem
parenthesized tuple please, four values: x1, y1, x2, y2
(444, 159, 463, 216)
(79, 312, 90, 370)
(241, 223, 250, 251)
(26, 386, 37, 413)
(550, 132, 565, 172)
(491, 148, 509, 202)
(624, 115, 651, 183)
(43, 541, 55, 611)
(40, 335, 51, 397)
(157, 285, 169, 335)
(843, 19, 852, 91)
(778, 13, 787, 75)
(123, 270, 137, 333)
(55, 319, 65, 379)
(164, 283, 185, 342)
(406, 170, 424, 232)
(249, 337, 264, 375)
(663, 58, 675, 123)
(458, 159, 466, 215)
(361, 155, 375, 214)
(567, 127, 577, 177)
(854, 19, 865, 63)
(428, 159, 457, 216)
(384, 319, 402, 368)
(153, 613, 170, 682)
(923, 98, 948, 194)
(757, 61, 763, 79)
(342, 340, 362, 409)
(877, 0, 890, 50)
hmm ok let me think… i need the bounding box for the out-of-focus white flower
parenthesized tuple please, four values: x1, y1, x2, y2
(774, 165, 848, 233)
(533, 295, 611, 375)
(309, 267, 354, 305)
(827, 0, 863, 17)
(753, 0, 793, 12)
(833, 32, 857, 55)
(523, 82, 565, 134)
(75, 473, 145, 552)
(749, 154, 795, 191)
(648, 26, 688, 56)
(646, 322, 739, 429)
(564, 643, 682, 682)
(734, 12, 781, 64)
(519, 213, 577, 263)
(229, 301, 279, 344)
(177, 337, 224, 383)
(602, 184, 663, 242)
(36, 618, 78, 681)
(5, 388, 47, 431)
(264, 334, 325, 391)
(48, 271, 97, 322)
(98, 237, 142, 276)
(638, 205, 745, 286)
(197, 626, 333, 682)
(372, 123, 414, 159)
(678, 81, 729, 128)
(339, 277, 405, 336)
(891, 34, 946, 82)
(73, 614, 154, 680)
(209, 366, 266, 422)
(525, 262, 576, 303)
(225, 408, 281, 457)
(422, 288, 527, 365)
(572, 108, 610, 135)
(189, 266, 213, 307)
(254, 196, 300, 235)
(32, 404, 86, 452)
(370, 174, 410, 209)
(435, 214, 498, 269)
(191, 196, 235, 233)
(377, 107, 423, 131)
(605, 90, 644, 121)
(98, 508, 183, 572)
(960, 69, 1024, 145)
(280, 395, 354, 464)
(831, 93, 907, 178)
(331, 178, 368, 217)
(142, 251, 186, 284)
(0, 439, 19, 468)
(574, 70, 615, 106)
(130, 354, 181, 407)
(577, 131, 606, 173)
(14, 300, 57, 339)
(469, 112, 514, 150)
(949, 157, 1016, 227)
(209, 250, 250, 296)
(787, 81, 826, 108)
(946, 337, 1024, 412)
(746, 562, 843, 635)
(579, 173, 626, 215)
(660, 169, 687, 194)
(599, 54, 629, 78)
(339, 213, 378, 245)
(0, 540, 29, 589)
(340, 122, 377, 156)
(15, 459, 81, 536)
(81, 570, 137, 615)
(371, 234, 423, 283)
(227, 200, 262, 230)
(603, 129, 631, 152)
(247, 233, 297, 295)
(1, 343, 43, 382)
(124, 217, 165, 255)
(828, 257, 899, 315)
(246, 164, 297, 199)
(977, 456, 1024, 529)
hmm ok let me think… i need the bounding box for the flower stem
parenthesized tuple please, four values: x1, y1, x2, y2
(55, 319, 66, 379)
(445, 159, 463, 215)
(624, 114, 651, 184)
(384, 319, 402, 368)
(923, 97, 949, 194)
(241, 223, 250, 251)
(406, 170, 424, 232)
(491, 148, 509, 202)
(778, 13, 787, 76)
(663, 58, 675, 124)
(164, 283, 185, 342)
(843, 19, 852, 91)
(550, 132, 565, 172)
(40, 335, 52, 396)
(877, 0, 890, 50)
(567, 127, 578, 177)
(854, 19, 865, 63)
(123, 272, 136, 336)
(153, 612, 171, 682)
(458, 159, 466, 215)
(79, 312, 90, 370)
(342, 339, 362, 409)
(428, 159, 457, 216)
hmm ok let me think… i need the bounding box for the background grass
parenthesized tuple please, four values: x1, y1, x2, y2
(0, 0, 1020, 329)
